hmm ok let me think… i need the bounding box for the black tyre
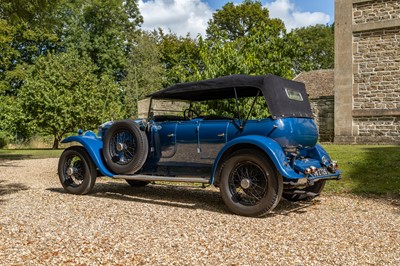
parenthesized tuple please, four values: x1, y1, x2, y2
(58, 146, 97, 195)
(125, 180, 149, 187)
(103, 120, 149, 174)
(282, 180, 326, 202)
(219, 150, 282, 217)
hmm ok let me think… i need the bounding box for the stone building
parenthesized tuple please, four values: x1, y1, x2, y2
(335, 0, 400, 144)
(295, 70, 335, 142)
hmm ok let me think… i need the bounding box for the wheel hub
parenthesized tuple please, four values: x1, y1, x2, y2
(116, 142, 125, 152)
(66, 167, 76, 176)
(240, 178, 251, 189)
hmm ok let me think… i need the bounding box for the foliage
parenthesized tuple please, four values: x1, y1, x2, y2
(123, 31, 163, 117)
(0, 19, 60, 96)
(19, 51, 123, 148)
(206, 0, 284, 41)
(58, 0, 143, 82)
(0, 95, 32, 144)
(157, 30, 201, 86)
(190, 1, 311, 117)
(0, 0, 61, 26)
(291, 24, 334, 70)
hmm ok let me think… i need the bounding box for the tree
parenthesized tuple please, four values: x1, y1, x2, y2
(206, 0, 284, 41)
(190, 1, 312, 116)
(0, 95, 32, 147)
(59, 0, 143, 82)
(199, 1, 311, 79)
(19, 51, 123, 149)
(123, 31, 163, 117)
(0, 1, 63, 144)
(0, 0, 61, 26)
(291, 24, 334, 70)
(157, 30, 201, 86)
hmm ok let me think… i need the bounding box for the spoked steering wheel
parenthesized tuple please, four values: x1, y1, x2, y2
(184, 108, 200, 119)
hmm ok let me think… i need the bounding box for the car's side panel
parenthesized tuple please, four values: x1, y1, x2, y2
(157, 122, 178, 158)
(198, 120, 229, 161)
(61, 133, 114, 177)
(158, 121, 200, 165)
(210, 135, 304, 184)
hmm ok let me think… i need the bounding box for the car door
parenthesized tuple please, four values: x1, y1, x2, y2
(198, 120, 229, 163)
(157, 121, 177, 158)
(173, 120, 200, 164)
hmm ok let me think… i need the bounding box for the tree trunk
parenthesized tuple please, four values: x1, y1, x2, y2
(52, 136, 60, 149)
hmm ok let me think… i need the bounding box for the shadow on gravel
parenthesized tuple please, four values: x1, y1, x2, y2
(0, 161, 24, 168)
(48, 181, 316, 217)
(0, 154, 34, 161)
(0, 180, 29, 203)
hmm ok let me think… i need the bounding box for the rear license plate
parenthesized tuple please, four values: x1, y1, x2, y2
(314, 168, 328, 176)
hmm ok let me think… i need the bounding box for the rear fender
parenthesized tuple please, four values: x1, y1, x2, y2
(306, 144, 333, 166)
(61, 131, 114, 177)
(210, 135, 303, 184)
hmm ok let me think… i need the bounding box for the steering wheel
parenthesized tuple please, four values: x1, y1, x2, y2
(183, 108, 200, 119)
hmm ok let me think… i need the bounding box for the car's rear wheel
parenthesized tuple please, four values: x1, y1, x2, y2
(219, 150, 281, 217)
(58, 146, 96, 195)
(125, 180, 149, 187)
(282, 180, 326, 201)
(103, 120, 149, 174)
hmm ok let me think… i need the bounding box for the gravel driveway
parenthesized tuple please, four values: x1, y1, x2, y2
(0, 158, 399, 265)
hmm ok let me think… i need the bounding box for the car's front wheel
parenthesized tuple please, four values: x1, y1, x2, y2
(219, 150, 281, 217)
(58, 146, 97, 195)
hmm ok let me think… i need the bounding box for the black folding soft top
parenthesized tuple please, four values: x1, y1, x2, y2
(148, 74, 313, 119)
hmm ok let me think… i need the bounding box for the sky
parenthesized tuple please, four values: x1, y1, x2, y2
(138, 0, 334, 37)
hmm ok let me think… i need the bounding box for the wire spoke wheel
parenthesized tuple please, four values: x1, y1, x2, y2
(109, 130, 137, 165)
(220, 149, 281, 217)
(103, 120, 149, 175)
(63, 155, 86, 187)
(58, 146, 96, 195)
(229, 161, 268, 206)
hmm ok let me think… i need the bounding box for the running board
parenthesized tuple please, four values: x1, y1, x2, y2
(114, 174, 210, 184)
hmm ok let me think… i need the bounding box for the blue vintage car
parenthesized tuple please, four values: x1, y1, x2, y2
(58, 74, 341, 217)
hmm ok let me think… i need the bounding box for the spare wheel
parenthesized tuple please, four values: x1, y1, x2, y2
(103, 120, 149, 174)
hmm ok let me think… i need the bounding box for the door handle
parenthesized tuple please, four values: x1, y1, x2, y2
(217, 133, 225, 137)
(167, 133, 175, 138)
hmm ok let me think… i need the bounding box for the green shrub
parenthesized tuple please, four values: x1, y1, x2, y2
(0, 132, 10, 148)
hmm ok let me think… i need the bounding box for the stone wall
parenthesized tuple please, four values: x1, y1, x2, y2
(335, 0, 400, 144)
(353, 0, 400, 24)
(353, 28, 400, 110)
(353, 116, 400, 143)
(310, 96, 335, 142)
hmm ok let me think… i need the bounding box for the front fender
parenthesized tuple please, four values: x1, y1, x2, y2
(210, 135, 303, 184)
(61, 131, 114, 177)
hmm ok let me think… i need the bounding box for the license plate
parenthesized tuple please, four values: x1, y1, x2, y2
(314, 167, 329, 176)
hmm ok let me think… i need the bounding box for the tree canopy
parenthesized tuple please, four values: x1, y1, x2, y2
(291, 24, 334, 70)
(19, 51, 123, 148)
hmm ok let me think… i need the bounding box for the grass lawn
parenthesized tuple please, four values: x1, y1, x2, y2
(324, 145, 400, 197)
(1, 145, 399, 198)
(0, 149, 63, 160)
